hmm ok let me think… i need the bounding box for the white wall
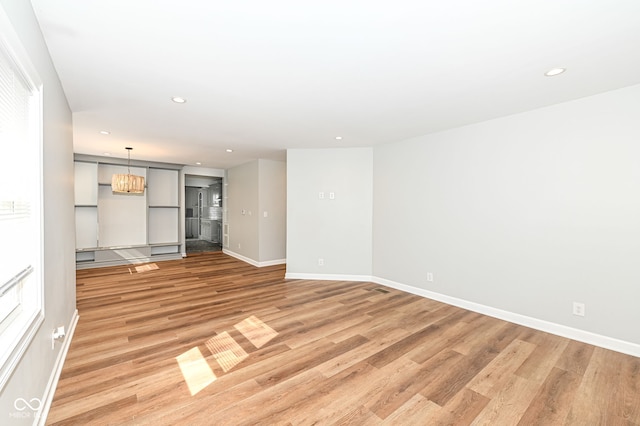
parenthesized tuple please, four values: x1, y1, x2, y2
(182, 165, 224, 179)
(0, 0, 76, 423)
(226, 159, 287, 265)
(184, 176, 219, 187)
(227, 161, 260, 261)
(373, 83, 640, 349)
(258, 159, 287, 263)
(286, 148, 373, 278)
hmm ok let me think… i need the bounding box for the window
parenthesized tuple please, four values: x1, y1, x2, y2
(0, 7, 44, 390)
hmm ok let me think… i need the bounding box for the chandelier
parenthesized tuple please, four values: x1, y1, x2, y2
(111, 147, 145, 194)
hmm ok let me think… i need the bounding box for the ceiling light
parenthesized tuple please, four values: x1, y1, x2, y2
(103, 152, 111, 156)
(171, 96, 187, 103)
(100, 130, 110, 135)
(226, 149, 233, 153)
(195, 162, 202, 165)
(335, 136, 343, 140)
(545, 68, 566, 77)
(111, 147, 145, 194)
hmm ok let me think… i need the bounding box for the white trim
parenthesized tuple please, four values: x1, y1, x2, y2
(0, 311, 44, 390)
(372, 276, 640, 358)
(37, 309, 79, 425)
(222, 249, 286, 268)
(222, 249, 259, 266)
(285, 272, 373, 282)
(259, 258, 287, 267)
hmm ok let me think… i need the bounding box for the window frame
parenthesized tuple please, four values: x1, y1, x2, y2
(0, 4, 45, 391)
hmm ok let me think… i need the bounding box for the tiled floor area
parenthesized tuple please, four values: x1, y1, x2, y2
(185, 239, 222, 254)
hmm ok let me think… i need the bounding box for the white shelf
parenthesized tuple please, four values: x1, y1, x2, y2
(150, 245, 180, 255)
(76, 251, 95, 262)
(74, 160, 182, 267)
(148, 208, 179, 245)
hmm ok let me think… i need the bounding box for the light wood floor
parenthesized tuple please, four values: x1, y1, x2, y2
(47, 252, 640, 425)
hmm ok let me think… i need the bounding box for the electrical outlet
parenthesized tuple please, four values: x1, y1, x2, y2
(52, 326, 66, 349)
(318, 258, 324, 266)
(426, 272, 434, 282)
(573, 302, 585, 317)
(319, 192, 325, 199)
(329, 192, 335, 200)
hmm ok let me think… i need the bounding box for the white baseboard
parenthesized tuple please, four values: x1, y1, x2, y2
(259, 258, 287, 267)
(37, 309, 79, 426)
(285, 272, 374, 282)
(222, 249, 286, 268)
(372, 276, 640, 358)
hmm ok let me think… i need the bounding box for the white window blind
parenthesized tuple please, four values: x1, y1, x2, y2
(0, 13, 44, 390)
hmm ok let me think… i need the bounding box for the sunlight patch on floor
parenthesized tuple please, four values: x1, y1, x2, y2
(235, 315, 279, 348)
(135, 263, 159, 273)
(177, 316, 277, 394)
(176, 347, 217, 396)
(206, 331, 249, 372)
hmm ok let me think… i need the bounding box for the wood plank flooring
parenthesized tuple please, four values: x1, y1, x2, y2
(47, 252, 640, 425)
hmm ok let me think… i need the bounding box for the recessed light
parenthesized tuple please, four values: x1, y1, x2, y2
(195, 162, 202, 165)
(335, 136, 343, 140)
(545, 68, 566, 77)
(100, 130, 110, 135)
(171, 96, 187, 103)
(226, 149, 233, 153)
(103, 152, 111, 156)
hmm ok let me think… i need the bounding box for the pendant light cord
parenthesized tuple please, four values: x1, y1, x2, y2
(126, 147, 132, 175)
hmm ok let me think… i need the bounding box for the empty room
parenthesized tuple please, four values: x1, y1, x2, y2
(1, 0, 639, 425)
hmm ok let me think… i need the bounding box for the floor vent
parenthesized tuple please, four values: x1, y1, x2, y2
(373, 288, 390, 294)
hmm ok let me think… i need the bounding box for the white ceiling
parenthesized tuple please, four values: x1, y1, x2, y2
(30, 0, 640, 169)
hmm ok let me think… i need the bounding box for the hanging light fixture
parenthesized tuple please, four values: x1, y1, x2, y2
(111, 147, 145, 194)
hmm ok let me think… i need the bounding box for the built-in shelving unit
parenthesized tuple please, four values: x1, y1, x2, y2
(147, 167, 180, 254)
(74, 157, 182, 268)
(74, 161, 99, 262)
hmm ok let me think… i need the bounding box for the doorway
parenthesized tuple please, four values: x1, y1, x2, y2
(185, 175, 223, 254)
